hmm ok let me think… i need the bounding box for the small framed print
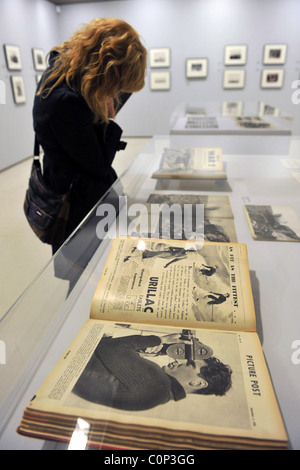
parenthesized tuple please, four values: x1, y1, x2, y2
(224, 45, 247, 66)
(11, 75, 26, 104)
(223, 69, 245, 89)
(32, 48, 46, 71)
(186, 58, 208, 78)
(150, 71, 170, 91)
(261, 69, 284, 88)
(149, 48, 170, 68)
(263, 44, 287, 65)
(3, 44, 22, 70)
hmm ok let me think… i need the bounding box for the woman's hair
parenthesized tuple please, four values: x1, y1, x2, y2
(38, 18, 147, 122)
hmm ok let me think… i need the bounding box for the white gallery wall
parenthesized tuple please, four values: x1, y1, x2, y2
(0, 0, 59, 170)
(0, 0, 300, 170)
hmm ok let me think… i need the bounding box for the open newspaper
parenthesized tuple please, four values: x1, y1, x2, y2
(152, 147, 227, 179)
(18, 237, 288, 449)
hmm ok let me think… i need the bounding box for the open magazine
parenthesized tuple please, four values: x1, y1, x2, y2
(129, 193, 237, 243)
(152, 147, 227, 180)
(18, 237, 288, 449)
(233, 116, 273, 129)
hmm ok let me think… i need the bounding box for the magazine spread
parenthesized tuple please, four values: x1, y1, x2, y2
(129, 194, 237, 243)
(244, 205, 300, 242)
(185, 117, 219, 130)
(233, 116, 273, 129)
(90, 237, 256, 332)
(17, 320, 288, 449)
(17, 236, 288, 449)
(152, 147, 227, 179)
(147, 194, 234, 218)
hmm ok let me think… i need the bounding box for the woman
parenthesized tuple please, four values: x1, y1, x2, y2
(33, 18, 147, 252)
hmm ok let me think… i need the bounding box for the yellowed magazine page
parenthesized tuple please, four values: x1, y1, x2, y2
(152, 147, 227, 179)
(129, 193, 236, 242)
(90, 237, 256, 332)
(18, 320, 287, 448)
(233, 116, 273, 129)
(129, 205, 237, 243)
(146, 193, 234, 218)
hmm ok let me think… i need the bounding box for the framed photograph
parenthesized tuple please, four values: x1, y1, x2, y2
(263, 44, 287, 65)
(149, 48, 170, 68)
(32, 48, 46, 71)
(224, 45, 247, 66)
(261, 69, 284, 88)
(223, 69, 245, 89)
(10, 75, 26, 104)
(150, 71, 170, 91)
(3, 44, 22, 70)
(186, 58, 208, 78)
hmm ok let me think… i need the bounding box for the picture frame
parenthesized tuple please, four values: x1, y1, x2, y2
(224, 45, 247, 66)
(3, 44, 22, 71)
(10, 75, 26, 104)
(261, 69, 284, 88)
(149, 48, 171, 68)
(223, 69, 245, 89)
(263, 44, 287, 65)
(186, 58, 208, 78)
(150, 71, 170, 91)
(32, 48, 46, 71)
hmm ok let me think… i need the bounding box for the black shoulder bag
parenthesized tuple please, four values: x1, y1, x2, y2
(23, 136, 72, 246)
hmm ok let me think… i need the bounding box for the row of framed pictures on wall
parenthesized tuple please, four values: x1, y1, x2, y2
(149, 44, 288, 89)
(9, 68, 285, 102)
(150, 68, 285, 91)
(2, 44, 46, 104)
(3, 44, 46, 71)
(3, 43, 288, 99)
(149, 44, 288, 70)
(5, 43, 287, 72)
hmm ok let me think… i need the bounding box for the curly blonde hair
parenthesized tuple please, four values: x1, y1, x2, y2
(38, 18, 147, 122)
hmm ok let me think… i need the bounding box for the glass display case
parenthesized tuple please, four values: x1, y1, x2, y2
(0, 134, 299, 449)
(170, 101, 294, 135)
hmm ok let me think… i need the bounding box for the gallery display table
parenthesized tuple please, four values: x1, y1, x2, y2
(170, 101, 293, 136)
(0, 134, 299, 450)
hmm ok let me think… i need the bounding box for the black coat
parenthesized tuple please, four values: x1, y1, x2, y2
(33, 58, 125, 240)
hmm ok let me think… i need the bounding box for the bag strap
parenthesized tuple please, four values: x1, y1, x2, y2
(34, 134, 40, 159)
